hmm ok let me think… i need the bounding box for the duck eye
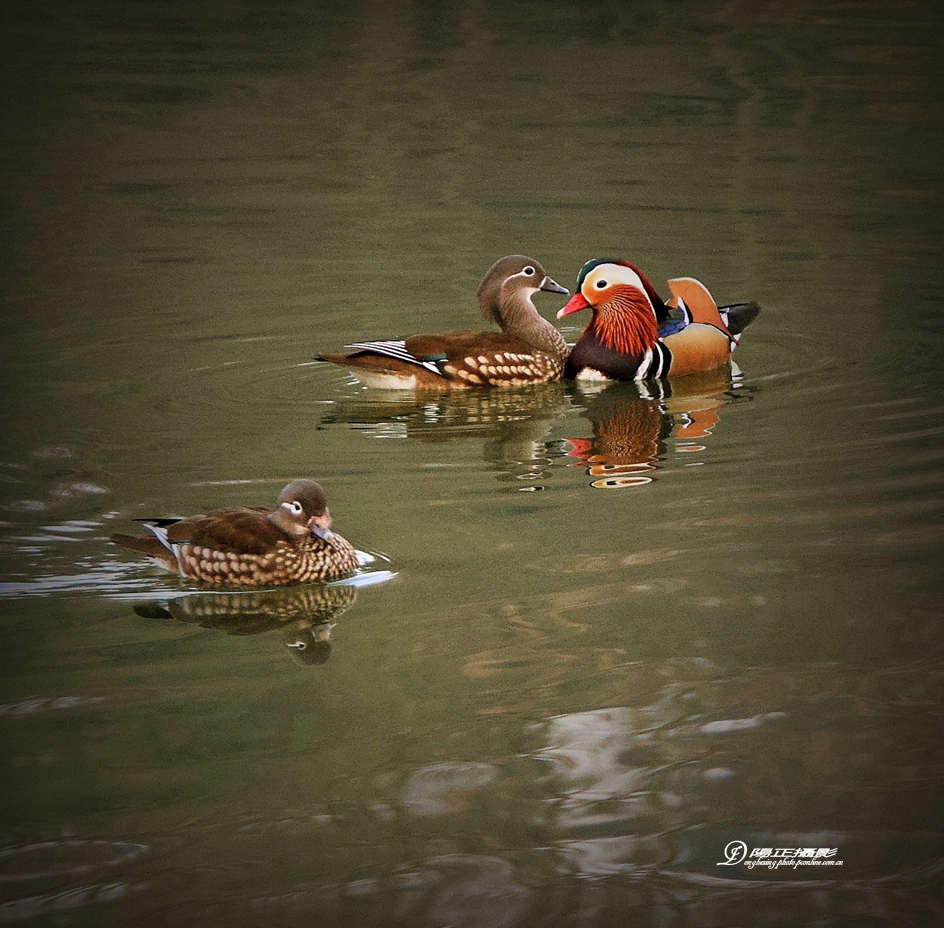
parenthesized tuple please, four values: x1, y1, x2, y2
(523, 266, 535, 276)
(284, 500, 304, 515)
(595, 279, 608, 289)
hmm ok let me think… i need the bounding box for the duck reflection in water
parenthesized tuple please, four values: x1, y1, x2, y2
(565, 366, 747, 488)
(132, 584, 357, 666)
(320, 365, 750, 490)
(320, 382, 572, 489)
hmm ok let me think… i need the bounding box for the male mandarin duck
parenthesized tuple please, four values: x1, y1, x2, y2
(317, 255, 569, 389)
(558, 259, 760, 381)
(110, 479, 358, 586)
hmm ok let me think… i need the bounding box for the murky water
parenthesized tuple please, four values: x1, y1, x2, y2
(2, 1, 943, 925)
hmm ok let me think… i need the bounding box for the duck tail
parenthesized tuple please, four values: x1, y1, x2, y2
(109, 532, 167, 557)
(668, 278, 761, 343)
(719, 301, 761, 337)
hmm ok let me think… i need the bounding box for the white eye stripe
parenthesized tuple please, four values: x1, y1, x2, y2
(282, 500, 304, 515)
(511, 267, 538, 282)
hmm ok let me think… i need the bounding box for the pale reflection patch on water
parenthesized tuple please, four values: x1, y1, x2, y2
(530, 666, 944, 895)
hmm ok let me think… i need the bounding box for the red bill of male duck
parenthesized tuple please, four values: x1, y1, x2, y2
(110, 479, 358, 586)
(558, 259, 760, 381)
(317, 255, 569, 389)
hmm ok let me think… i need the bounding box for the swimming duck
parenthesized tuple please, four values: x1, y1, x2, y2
(558, 259, 760, 381)
(110, 479, 358, 586)
(317, 255, 569, 389)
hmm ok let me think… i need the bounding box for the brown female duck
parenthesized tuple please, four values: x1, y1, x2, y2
(317, 255, 569, 388)
(110, 479, 358, 586)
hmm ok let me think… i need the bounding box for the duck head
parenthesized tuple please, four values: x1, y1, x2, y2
(477, 255, 568, 327)
(557, 259, 669, 356)
(268, 479, 335, 540)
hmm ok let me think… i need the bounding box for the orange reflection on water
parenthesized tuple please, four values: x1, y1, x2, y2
(565, 368, 741, 488)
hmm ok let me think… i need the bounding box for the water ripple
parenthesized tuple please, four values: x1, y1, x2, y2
(0, 840, 147, 884)
(0, 549, 395, 602)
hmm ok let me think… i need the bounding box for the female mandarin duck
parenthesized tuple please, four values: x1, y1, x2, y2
(110, 480, 358, 586)
(317, 255, 569, 389)
(558, 259, 760, 381)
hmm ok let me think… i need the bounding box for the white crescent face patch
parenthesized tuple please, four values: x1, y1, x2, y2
(581, 263, 651, 307)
